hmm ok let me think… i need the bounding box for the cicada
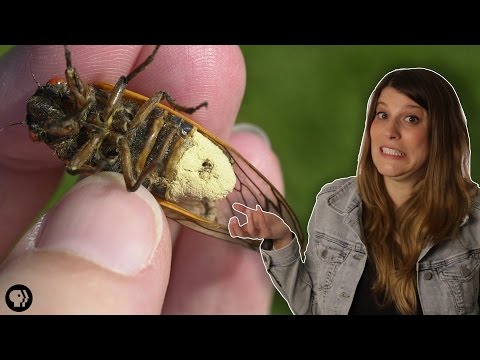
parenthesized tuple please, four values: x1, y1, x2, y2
(25, 45, 305, 251)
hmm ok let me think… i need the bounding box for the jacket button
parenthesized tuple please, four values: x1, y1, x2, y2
(424, 271, 433, 280)
(321, 249, 328, 258)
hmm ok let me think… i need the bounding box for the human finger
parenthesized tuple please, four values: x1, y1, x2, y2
(228, 215, 257, 239)
(255, 205, 269, 238)
(0, 172, 172, 314)
(232, 202, 251, 215)
(245, 207, 257, 237)
(228, 216, 245, 238)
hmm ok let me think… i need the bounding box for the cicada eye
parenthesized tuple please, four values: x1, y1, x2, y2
(47, 77, 66, 86)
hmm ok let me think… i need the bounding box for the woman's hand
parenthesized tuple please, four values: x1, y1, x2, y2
(229, 203, 294, 250)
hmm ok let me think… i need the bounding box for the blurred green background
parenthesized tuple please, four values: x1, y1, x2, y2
(2, 45, 478, 315)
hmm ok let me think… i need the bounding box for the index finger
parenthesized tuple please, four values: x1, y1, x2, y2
(231, 202, 256, 215)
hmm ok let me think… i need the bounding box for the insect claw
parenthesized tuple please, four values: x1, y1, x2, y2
(197, 101, 208, 109)
(64, 45, 72, 68)
(183, 101, 208, 114)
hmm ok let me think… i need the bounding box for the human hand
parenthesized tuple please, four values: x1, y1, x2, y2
(229, 203, 294, 250)
(0, 45, 284, 314)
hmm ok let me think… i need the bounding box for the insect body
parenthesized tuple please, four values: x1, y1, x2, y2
(26, 46, 305, 251)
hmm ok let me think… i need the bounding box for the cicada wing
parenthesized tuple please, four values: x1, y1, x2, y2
(158, 132, 305, 253)
(213, 141, 305, 253)
(156, 138, 305, 253)
(158, 200, 261, 250)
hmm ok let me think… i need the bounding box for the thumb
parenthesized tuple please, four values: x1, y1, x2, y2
(0, 172, 172, 314)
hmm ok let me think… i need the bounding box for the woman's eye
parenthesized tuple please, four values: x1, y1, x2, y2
(376, 111, 387, 119)
(404, 115, 419, 124)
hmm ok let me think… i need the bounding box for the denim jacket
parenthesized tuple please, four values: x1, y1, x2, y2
(261, 176, 480, 315)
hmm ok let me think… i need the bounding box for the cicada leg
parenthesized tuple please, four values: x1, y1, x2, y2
(155, 92, 207, 115)
(66, 131, 106, 173)
(64, 46, 92, 109)
(102, 90, 171, 190)
(113, 117, 180, 192)
(123, 87, 207, 187)
(92, 46, 160, 124)
(66, 164, 101, 175)
(127, 90, 198, 176)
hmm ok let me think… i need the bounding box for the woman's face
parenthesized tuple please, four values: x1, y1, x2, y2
(370, 86, 429, 187)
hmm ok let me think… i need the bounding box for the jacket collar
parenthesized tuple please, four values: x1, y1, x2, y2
(327, 177, 362, 216)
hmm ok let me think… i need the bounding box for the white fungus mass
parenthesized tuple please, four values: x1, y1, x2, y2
(166, 130, 236, 202)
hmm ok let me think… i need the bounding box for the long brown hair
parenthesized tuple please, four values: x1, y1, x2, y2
(357, 68, 478, 314)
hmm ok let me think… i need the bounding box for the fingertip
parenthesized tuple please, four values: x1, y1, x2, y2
(32, 45, 143, 85)
(2, 46, 143, 100)
(19, 172, 169, 276)
(130, 45, 246, 138)
(232, 202, 247, 214)
(232, 202, 241, 210)
(1, 172, 172, 314)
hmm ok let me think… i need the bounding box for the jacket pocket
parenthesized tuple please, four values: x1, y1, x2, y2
(438, 250, 480, 314)
(312, 232, 352, 290)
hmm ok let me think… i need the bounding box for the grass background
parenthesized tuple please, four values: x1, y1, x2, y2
(2, 45, 479, 315)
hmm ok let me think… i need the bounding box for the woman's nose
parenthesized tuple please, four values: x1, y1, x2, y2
(385, 119, 400, 139)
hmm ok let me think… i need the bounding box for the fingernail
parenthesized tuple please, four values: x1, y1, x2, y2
(232, 123, 271, 148)
(34, 172, 164, 275)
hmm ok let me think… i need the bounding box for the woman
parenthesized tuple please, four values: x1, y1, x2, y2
(228, 68, 480, 315)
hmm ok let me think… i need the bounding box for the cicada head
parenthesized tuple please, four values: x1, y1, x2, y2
(26, 78, 79, 144)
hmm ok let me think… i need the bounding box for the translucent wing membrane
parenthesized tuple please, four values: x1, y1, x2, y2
(209, 138, 304, 251)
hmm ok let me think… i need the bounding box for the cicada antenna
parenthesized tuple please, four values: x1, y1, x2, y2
(0, 122, 25, 134)
(30, 52, 41, 87)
